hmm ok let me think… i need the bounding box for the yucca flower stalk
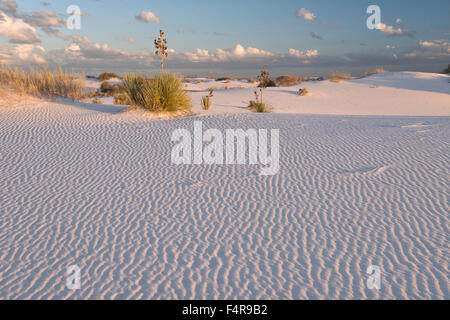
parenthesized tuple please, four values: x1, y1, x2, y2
(257, 66, 271, 103)
(154, 30, 168, 74)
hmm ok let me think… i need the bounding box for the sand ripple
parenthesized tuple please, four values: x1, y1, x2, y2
(0, 103, 448, 299)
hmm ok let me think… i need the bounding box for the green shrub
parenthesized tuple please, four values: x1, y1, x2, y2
(100, 81, 124, 96)
(100, 81, 113, 93)
(122, 73, 191, 112)
(259, 78, 276, 87)
(257, 66, 276, 88)
(113, 92, 130, 105)
(98, 72, 120, 81)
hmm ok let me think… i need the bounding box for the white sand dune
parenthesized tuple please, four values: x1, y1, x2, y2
(189, 72, 450, 116)
(0, 72, 448, 299)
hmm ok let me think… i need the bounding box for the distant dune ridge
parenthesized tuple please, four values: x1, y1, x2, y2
(0, 71, 448, 299)
(184, 72, 450, 116)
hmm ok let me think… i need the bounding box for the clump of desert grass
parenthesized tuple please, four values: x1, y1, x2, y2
(100, 81, 124, 96)
(328, 72, 352, 83)
(98, 72, 120, 81)
(248, 89, 270, 113)
(297, 88, 309, 96)
(113, 87, 130, 105)
(248, 100, 269, 113)
(0, 66, 86, 100)
(216, 77, 235, 82)
(201, 88, 214, 110)
(122, 72, 191, 113)
(276, 75, 307, 87)
(364, 68, 388, 76)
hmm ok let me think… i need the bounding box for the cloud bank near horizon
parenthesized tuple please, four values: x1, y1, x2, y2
(0, 1, 449, 75)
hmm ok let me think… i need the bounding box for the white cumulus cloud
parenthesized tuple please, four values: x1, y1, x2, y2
(296, 8, 316, 21)
(289, 48, 319, 58)
(0, 12, 40, 44)
(136, 11, 161, 24)
(378, 23, 412, 37)
(0, 44, 46, 64)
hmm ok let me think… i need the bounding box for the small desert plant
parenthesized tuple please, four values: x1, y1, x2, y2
(329, 72, 351, 83)
(154, 30, 168, 74)
(100, 81, 113, 94)
(248, 78, 257, 84)
(248, 89, 269, 113)
(216, 77, 235, 81)
(276, 75, 308, 87)
(364, 68, 388, 76)
(92, 98, 103, 104)
(0, 65, 86, 100)
(99, 82, 123, 96)
(297, 88, 309, 96)
(113, 92, 130, 105)
(248, 100, 269, 113)
(201, 88, 214, 110)
(443, 64, 450, 74)
(111, 84, 129, 104)
(258, 67, 276, 89)
(98, 72, 120, 81)
(256, 66, 276, 103)
(122, 72, 191, 112)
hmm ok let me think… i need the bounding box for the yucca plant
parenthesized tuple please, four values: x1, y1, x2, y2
(201, 88, 214, 110)
(248, 88, 269, 113)
(248, 100, 269, 113)
(256, 66, 275, 103)
(122, 73, 191, 112)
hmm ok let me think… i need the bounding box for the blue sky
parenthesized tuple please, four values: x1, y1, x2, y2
(1, 0, 449, 76)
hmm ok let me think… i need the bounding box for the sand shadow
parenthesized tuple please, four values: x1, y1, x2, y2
(56, 98, 128, 114)
(337, 166, 379, 174)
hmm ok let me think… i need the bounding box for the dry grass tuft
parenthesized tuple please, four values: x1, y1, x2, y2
(276, 75, 307, 87)
(201, 89, 214, 110)
(248, 100, 270, 113)
(98, 72, 120, 81)
(328, 72, 352, 83)
(364, 68, 388, 76)
(298, 88, 309, 96)
(0, 65, 86, 100)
